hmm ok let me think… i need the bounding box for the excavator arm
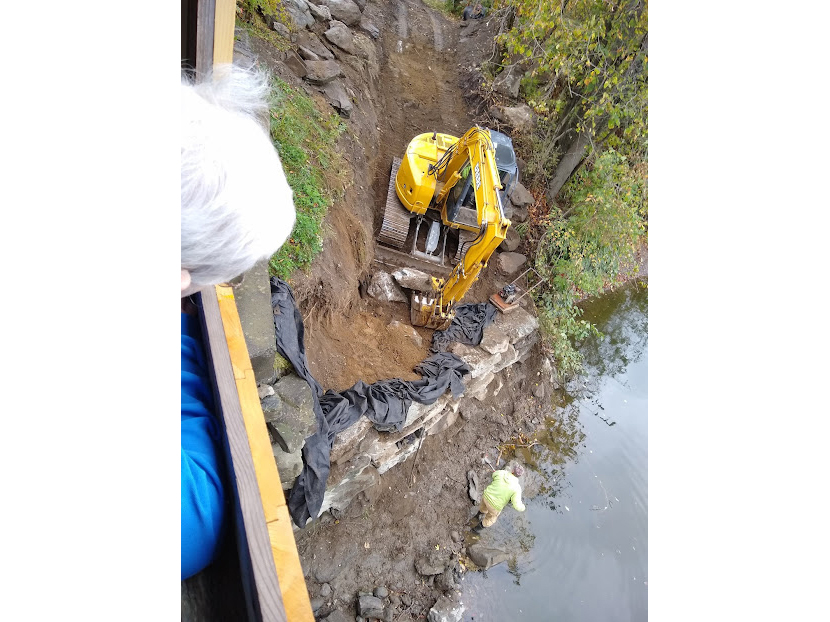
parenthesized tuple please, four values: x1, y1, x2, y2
(410, 127, 511, 329)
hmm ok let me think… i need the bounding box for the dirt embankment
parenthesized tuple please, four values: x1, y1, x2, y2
(249, 2, 560, 618)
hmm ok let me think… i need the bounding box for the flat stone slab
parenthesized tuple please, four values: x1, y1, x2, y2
(234, 259, 278, 385)
(303, 59, 343, 85)
(449, 343, 500, 379)
(479, 329, 509, 355)
(319, 455, 378, 516)
(321, 79, 353, 118)
(261, 374, 317, 453)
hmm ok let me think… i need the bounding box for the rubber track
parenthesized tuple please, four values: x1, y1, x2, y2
(378, 157, 411, 249)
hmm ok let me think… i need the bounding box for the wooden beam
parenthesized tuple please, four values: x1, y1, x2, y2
(195, 0, 216, 77)
(213, 0, 237, 66)
(201, 288, 287, 622)
(214, 285, 315, 622)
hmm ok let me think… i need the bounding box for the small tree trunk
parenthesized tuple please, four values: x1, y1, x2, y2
(547, 130, 592, 202)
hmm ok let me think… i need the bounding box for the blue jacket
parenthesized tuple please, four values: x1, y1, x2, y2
(181, 312, 226, 580)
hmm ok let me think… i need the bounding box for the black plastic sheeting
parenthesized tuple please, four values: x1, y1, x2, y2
(270, 278, 478, 527)
(430, 302, 499, 353)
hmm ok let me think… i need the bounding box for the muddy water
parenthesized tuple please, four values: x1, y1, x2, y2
(461, 281, 648, 621)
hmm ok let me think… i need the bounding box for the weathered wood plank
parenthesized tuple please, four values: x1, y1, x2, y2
(215, 285, 314, 622)
(268, 507, 315, 622)
(202, 288, 287, 622)
(195, 0, 216, 78)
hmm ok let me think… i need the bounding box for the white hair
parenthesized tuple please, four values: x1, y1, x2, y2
(181, 64, 295, 287)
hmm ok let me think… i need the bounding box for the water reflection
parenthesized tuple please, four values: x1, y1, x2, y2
(461, 281, 648, 622)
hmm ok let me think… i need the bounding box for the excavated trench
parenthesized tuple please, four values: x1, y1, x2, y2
(242, 2, 559, 619)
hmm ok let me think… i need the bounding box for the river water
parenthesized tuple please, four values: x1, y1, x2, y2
(461, 281, 648, 621)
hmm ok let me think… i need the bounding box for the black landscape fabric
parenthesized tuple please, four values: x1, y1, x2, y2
(269, 278, 473, 527)
(430, 302, 499, 353)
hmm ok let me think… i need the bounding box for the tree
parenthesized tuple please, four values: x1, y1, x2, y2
(495, 0, 648, 200)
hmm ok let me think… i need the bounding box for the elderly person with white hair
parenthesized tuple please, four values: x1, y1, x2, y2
(181, 65, 295, 580)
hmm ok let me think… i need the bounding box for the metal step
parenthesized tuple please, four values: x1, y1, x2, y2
(378, 157, 411, 249)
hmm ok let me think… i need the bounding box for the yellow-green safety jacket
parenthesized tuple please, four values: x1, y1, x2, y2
(482, 470, 525, 512)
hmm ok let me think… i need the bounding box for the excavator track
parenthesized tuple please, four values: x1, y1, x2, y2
(377, 157, 411, 249)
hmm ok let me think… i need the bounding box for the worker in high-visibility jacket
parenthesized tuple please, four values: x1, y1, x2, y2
(474, 464, 525, 530)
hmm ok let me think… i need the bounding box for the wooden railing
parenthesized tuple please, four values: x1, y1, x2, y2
(182, 286, 314, 622)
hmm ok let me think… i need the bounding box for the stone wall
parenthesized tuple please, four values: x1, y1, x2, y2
(233, 266, 539, 522)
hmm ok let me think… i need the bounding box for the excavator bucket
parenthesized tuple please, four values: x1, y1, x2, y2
(410, 291, 453, 330)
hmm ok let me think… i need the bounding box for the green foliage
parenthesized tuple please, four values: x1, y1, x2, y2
(497, 0, 648, 159)
(242, 0, 281, 20)
(236, 0, 292, 50)
(266, 77, 346, 279)
(532, 149, 646, 377)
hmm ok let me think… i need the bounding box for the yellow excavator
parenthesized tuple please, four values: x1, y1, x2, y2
(378, 126, 518, 330)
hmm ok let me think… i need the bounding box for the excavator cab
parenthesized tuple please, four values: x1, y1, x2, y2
(490, 130, 519, 207)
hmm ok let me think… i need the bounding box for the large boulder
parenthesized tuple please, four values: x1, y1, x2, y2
(260, 373, 317, 453)
(415, 553, 446, 576)
(282, 49, 308, 78)
(501, 103, 534, 132)
(320, 79, 353, 118)
(503, 226, 521, 252)
(368, 271, 407, 302)
(493, 67, 523, 98)
(509, 204, 529, 222)
(296, 30, 335, 59)
(316, 0, 362, 25)
(306, 1, 332, 21)
(324, 23, 374, 60)
(359, 16, 380, 39)
(509, 181, 534, 208)
(392, 267, 433, 291)
(497, 251, 527, 275)
(283, 0, 315, 29)
(319, 454, 380, 516)
(303, 59, 343, 85)
(272, 445, 303, 490)
(467, 543, 510, 569)
(492, 306, 539, 344)
(428, 594, 465, 622)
